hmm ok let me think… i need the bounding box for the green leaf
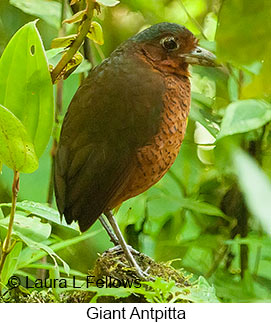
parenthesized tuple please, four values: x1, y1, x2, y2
(190, 102, 219, 138)
(51, 34, 77, 49)
(135, 277, 219, 303)
(1, 200, 79, 231)
(0, 212, 51, 242)
(0, 104, 38, 173)
(90, 287, 131, 303)
(46, 48, 91, 75)
(17, 230, 100, 270)
(16, 233, 70, 275)
(26, 263, 86, 278)
(203, 12, 217, 42)
(9, 0, 63, 29)
(46, 48, 66, 70)
(233, 149, 271, 236)
(63, 52, 84, 79)
(0, 21, 54, 157)
(217, 100, 271, 140)
(1, 242, 23, 285)
(63, 10, 85, 24)
(184, 276, 219, 303)
(97, 0, 120, 7)
(87, 21, 104, 45)
(70, 0, 80, 5)
(49, 266, 61, 301)
(74, 59, 92, 74)
(176, 197, 230, 221)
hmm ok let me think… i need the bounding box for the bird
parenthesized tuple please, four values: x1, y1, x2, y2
(54, 22, 216, 279)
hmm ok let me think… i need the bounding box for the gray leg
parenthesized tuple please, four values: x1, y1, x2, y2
(104, 210, 151, 281)
(99, 215, 143, 255)
(99, 215, 119, 246)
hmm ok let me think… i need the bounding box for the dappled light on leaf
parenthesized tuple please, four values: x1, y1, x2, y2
(0, 104, 38, 173)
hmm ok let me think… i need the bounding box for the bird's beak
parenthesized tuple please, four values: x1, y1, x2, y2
(180, 46, 217, 67)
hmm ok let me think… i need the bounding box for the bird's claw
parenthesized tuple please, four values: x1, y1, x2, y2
(107, 245, 154, 281)
(135, 267, 155, 282)
(108, 244, 140, 256)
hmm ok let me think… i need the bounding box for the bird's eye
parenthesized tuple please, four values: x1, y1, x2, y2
(161, 37, 179, 51)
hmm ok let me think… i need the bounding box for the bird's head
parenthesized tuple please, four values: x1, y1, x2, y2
(130, 22, 216, 77)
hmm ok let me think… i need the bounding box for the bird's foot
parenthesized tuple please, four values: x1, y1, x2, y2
(107, 245, 154, 281)
(108, 244, 140, 256)
(134, 266, 154, 282)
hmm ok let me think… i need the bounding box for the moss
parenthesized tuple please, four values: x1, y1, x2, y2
(0, 248, 193, 303)
(93, 247, 190, 286)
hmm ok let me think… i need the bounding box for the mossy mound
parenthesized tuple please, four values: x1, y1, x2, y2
(93, 247, 191, 286)
(0, 248, 218, 303)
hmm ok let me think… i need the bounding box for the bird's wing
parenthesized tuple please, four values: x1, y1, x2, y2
(54, 53, 165, 231)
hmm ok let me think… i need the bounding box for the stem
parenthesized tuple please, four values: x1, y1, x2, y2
(0, 170, 20, 281)
(60, 0, 67, 32)
(47, 79, 63, 205)
(51, 0, 96, 83)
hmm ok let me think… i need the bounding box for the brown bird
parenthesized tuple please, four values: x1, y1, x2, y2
(54, 22, 216, 279)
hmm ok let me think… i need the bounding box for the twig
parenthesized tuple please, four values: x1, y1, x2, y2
(93, 42, 105, 61)
(0, 170, 20, 285)
(206, 245, 228, 278)
(47, 79, 63, 205)
(179, 0, 207, 40)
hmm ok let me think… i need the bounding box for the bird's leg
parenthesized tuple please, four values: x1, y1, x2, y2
(99, 215, 144, 256)
(99, 215, 119, 246)
(104, 210, 152, 281)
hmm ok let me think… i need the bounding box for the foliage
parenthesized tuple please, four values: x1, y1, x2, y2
(0, 0, 271, 303)
(0, 21, 54, 159)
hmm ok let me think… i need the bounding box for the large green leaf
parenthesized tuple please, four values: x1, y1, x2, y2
(13, 232, 70, 275)
(17, 230, 100, 270)
(9, 0, 63, 29)
(217, 100, 271, 140)
(0, 104, 38, 173)
(0, 21, 54, 157)
(0, 200, 79, 231)
(233, 149, 271, 236)
(0, 212, 51, 242)
(176, 198, 228, 219)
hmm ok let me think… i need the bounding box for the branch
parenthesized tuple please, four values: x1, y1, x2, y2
(50, 0, 96, 83)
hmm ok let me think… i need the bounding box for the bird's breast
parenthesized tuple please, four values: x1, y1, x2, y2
(109, 75, 191, 208)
